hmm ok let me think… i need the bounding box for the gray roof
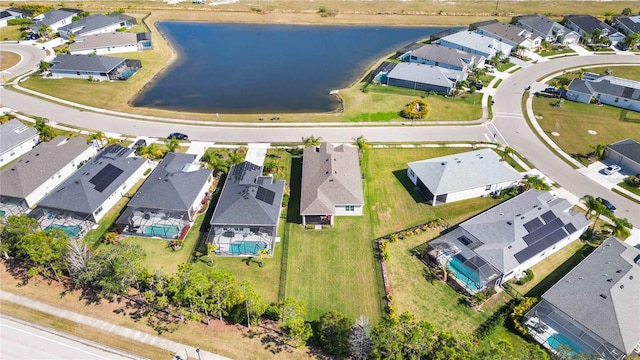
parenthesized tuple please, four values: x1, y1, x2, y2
(541, 237, 640, 355)
(564, 14, 617, 35)
(477, 22, 535, 45)
(608, 138, 640, 164)
(36, 144, 145, 216)
(0, 9, 21, 19)
(34, 9, 74, 27)
(386, 63, 460, 87)
(123, 152, 211, 212)
(0, 119, 39, 154)
(69, 32, 138, 52)
(568, 75, 640, 102)
(410, 44, 483, 68)
(0, 136, 92, 200)
(300, 143, 364, 215)
(514, 15, 575, 39)
(210, 161, 285, 226)
(615, 15, 640, 34)
(439, 31, 513, 55)
(50, 54, 126, 73)
(58, 14, 125, 36)
(431, 190, 590, 273)
(408, 148, 522, 195)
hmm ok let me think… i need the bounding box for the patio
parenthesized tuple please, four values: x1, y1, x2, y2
(31, 209, 94, 239)
(118, 209, 189, 239)
(210, 226, 274, 256)
(0, 198, 29, 221)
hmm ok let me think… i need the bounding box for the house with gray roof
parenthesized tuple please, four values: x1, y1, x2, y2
(613, 15, 640, 37)
(565, 74, 640, 111)
(563, 14, 626, 44)
(0, 136, 96, 217)
(384, 62, 464, 95)
(32, 9, 75, 32)
(404, 44, 485, 72)
(49, 53, 141, 81)
(407, 148, 523, 206)
(300, 142, 364, 227)
(208, 161, 285, 256)
(70, 32, 152, 55)
(58, 14, 130, 39)
(476, 22, 543, 51)
(513, 14, 580, 44)
(30, 144, 150, 238)
(605, 138, 640, 175)
(426, 190, 590, 294)
(0, 9, 23, 28)
(0, 119, 39, 165)
(438, 30, 513, 59)
(115, 152, 213, 239)
(525, 237, 640, 360)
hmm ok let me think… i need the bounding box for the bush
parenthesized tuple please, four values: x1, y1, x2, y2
(401, 99, 430, 119)
(474, 300, 517, 339)
(263, 303, 281, 321)
(625, 175, 640, 188)
(510, 297, 539, 336)
(517, 269, 534, 285)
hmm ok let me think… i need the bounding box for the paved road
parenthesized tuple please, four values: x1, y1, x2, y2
(0, 315, 140, 360)
(0, 43, 46, 82)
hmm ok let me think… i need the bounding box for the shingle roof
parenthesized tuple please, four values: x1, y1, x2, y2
(69, 32, 138, 53)
(387, 63, 460, 88)
(408, 149, 523, 195)
(123, 152, 211, 211)
(568, 75, 640, 102)
(439, 31, 513, 55)
(615, 15, 640, 34)
(210, 161, 285, 226)
(477, 22, 534, 45)
(515, 14, 575, 39)
(58, 14, 124, 36)
(0, 119, 38, 154)
(36, 144, 145, 216)
(564, 14, 617, 35)
(50, 54, 126, 73)
(431, 190, 590, 273)
(540, 237, 640, 355)
(608, 138, 640, 164)
(300, 143, 364, 215)
(34, 9, 74, 26)
(0, 136, 92, 200)
(410, 44, 482, 68)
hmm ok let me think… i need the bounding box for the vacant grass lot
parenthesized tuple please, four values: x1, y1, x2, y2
(0, 25, 22, 41)
(0, 51, 21, 71)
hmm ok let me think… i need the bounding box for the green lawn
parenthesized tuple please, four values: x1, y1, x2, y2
(618, 182, 640, 196)
(0, 25, 23, 41)
(538, 46, 576, 57)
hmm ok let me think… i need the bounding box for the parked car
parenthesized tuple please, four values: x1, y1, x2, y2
(603, 165, 621, 175)
(167, 133, 188, 140)
(132, 139, 147, 150)
(616, 42, 629, 51)
(596, 197, 617, 213)
(469, 81, 483, 90)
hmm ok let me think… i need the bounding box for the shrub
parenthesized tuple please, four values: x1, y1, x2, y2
(401, 99, 430, 119)
(625, 175, 640, 188)
(379, 240, 390, 261)
(474, 300, 516, 339)
(517, 269, 534, 285)
(263, 303, 281, 320)
(305, 224, 315, 230)
(102, 231, 119, 244)
(510, 297, 539, 336)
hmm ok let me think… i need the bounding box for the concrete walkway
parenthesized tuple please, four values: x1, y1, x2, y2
(0, 290, 231, 360)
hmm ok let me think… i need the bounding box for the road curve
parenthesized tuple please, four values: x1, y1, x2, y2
(0, 43, 46, 81)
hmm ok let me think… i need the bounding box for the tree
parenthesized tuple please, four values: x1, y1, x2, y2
(201, 152, 229, 176)
(593, 143, 607, 159)
(89, 131, 107, 148)
(423, 267, 438, 284)
(257, 247, 269, 268)
(228, 148, 244, 165)
(206, 243, 217, 266)
(582, 195, 600, 219)
(281, 297, 313, 348)
(605, 217, 633, 239)
(624, 33, 640, 48)
(500, 146, 513, 161)
(590, 199, 613, 231)
(164, 137, 180, 153)
(522, 175, 550, 191)
(68, 33, 76, 43)
(621, 7, 633, 16)
(370, 312, 441, 359)
(81, 243, 146, 298)
(401, 99, 429, 120)
(349, 315, 372, 360)
(16, 228, 69, 282)
(353, 135, 370, 154)
(0, 215, 39, 259)
(302, 135, 322, 148)
(513, 44, 526, 57)
(317, 310, 353, 357)
(34, 117, 54, 141)
(66, 237, 90, 279)
(229, 280, 266, 327)
(37, 23, 51, 38)
(38, 60, 51, 73)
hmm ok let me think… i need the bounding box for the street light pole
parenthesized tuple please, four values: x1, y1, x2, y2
(196, 348, 201, 360)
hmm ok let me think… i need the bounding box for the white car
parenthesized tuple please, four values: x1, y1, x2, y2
(603, 165, 621, 175)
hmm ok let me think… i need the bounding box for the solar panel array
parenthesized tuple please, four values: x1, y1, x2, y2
(523, 217, 543, 232)
(256, 186, 275, 205)
(540, 210, 556, 224)
(89, 164, 124, 192)
(523, 218, 564, 245)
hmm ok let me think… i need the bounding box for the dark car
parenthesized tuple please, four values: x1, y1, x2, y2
(596, 197, 616, 213)
(167, 133, 188, 140)
(132, 139, 147, 150)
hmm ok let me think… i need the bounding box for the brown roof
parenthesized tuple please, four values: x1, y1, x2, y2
(300, 143, 364, 215)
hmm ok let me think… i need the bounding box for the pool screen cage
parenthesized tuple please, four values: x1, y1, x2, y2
(526, 301, 625, 360)
(109, 59, 142, 80)
(116, 208, 188, 239)
(29, 208, 95, 239)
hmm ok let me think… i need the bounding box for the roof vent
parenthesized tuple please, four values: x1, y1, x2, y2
(507, 221, 512, 225)
(620, 285, 624, 289)
(630, 276, 634, 280)
(616, 270, 622, 273)
(457, 161, 461, 163)
(599, 294, 607, 299)
(441, 162, 445, 165)
(479, 156, 483, 159)
(607, 279, 613, 282)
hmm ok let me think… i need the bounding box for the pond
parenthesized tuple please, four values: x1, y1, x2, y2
(132, 22, 456, 114)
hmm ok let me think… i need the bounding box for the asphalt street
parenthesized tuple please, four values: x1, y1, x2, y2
(0, 43, 46, 82)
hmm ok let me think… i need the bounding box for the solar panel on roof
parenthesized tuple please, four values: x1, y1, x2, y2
(515, 228, 569, 263)
(523, 218, 564, 245)
(524, 218, 543, 233)
(256, 186, 275, 205)
(89, 164, 123, 192)
(540, 210, 556, 224)
(564, 223, 577, 234)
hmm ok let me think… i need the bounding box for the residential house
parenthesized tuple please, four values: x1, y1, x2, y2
(6, 7, 33, 19)
(32, 9, 75, 32)
(404, 44, 485, 72)
(106, 12, 137, 25)
(0, 136, 96, 217)
(476, 22, 543, 51)
(208, 161, 285, 256)
(69, 32, 152, 55)
(525, 237, 640, 360)
(115, 153, 213, 239)
(300, 142, 365, 227)
(58, 14, 130, 39)
(30, 144, 150, 238)
(0, 9, 23, 28)
(605, 139, 640, 174)
(0, 119, 39, 165)
(426, 190, 590, 294)
(513, 14, 580, 44)
(407, 148, 523, 206)
(565, 73, 640, 111)
(563, 15, 626, 44)
(438, 31, 513, 59)
(49, 54, 141, 81)
(612, 15, 640, 36)
(384, 62, 465, 95)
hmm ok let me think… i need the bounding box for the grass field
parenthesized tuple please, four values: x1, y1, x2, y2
(0, 51, 21, 72)
(538, 46, 576, 57)
(0, 25, 22, 41)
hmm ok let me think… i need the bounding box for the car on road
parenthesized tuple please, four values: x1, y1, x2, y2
(603, 165, 621, 175)
(167, 132, 188, 140)
(596, 197, 616, 212)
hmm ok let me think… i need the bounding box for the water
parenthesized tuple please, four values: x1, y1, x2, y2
(229, 241, 267, 256)
(144, 224, 180, 238)
(448, 257, 482, 291)
(546, 333, 586, 355)
(45, 224, 82, 237)
(132, 22, 456, 113)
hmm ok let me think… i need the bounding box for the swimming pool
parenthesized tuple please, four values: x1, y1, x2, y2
(144, 225, 180, 238)
(229, 241, 267, 256)
(448, 257, 482, 291)
(546, 333, 586, 355)
(45, 224, 82, 237)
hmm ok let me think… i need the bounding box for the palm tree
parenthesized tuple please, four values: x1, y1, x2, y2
(590, 201, 612, 231)
(228, 149, 244, 165)
(265, 159, 284, 178)
(593, 143, 607, 159)
(164, 137, 179, 153)
(353, 135, 370, 154)
(440, 263, 449, 282)
(605, 217, 633, 239)
(302, 135, 322, 148)
(207, 243, 217, 266)
(500, 146, 513, 161)
(257, 247, 269, 268)
(582, 195, 600, 219)
(624, 33, 640, 49)
(513, 45, 526, 57)
(89, 131, 107, 148)
(522, 175, 550, 191)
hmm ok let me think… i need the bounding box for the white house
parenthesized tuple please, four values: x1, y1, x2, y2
(565, 73, 640, 111)
(513, 14, 581, 45)
(49, 54, 141, 81)
(438, 31, 513, 59)
(0, 119, 39, 165)
(0, 136, 96, 216)
(0, 9, 23, 28)
(405, 44, 485, 72)
(476, 22, 543, 51)
(564, 15, 626, 44)
(300, 142, 365, 227)
(69, 32, 150, 55)
(407, 148, 523, 206)
(427, 190, 590, 294)
(58, 14, 129, 39)
(32, 9, 75, 32)
(605, 139, 640, 175)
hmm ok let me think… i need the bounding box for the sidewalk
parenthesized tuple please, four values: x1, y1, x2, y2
(0, 290, 231, 360)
